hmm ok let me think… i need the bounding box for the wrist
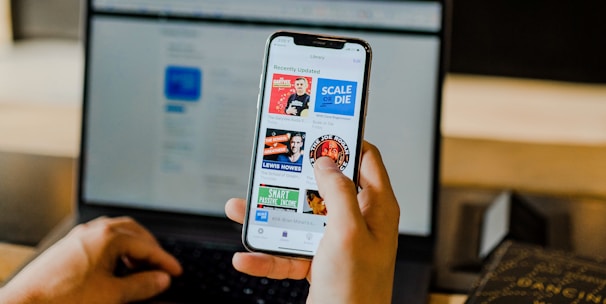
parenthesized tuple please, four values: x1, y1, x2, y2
(0, 281, 45, 304)
(0, 286, 27, 304)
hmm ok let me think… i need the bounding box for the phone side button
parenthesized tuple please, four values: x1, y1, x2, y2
(256, 94, 261, 109)
(258, 74, 263, 89)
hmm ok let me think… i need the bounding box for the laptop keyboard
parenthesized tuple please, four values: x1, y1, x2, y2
(152, 238, 309, 303)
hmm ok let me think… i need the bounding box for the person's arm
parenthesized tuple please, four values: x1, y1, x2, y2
(0, 217, 182, 304)
(225, 142, 400, 303)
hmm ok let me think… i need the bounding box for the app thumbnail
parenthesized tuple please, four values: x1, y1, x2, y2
(268, 74, 312, 117)
(257, 184, 299, 212)
(255, 210, 269, 222)
(309, 134, 350, 171)
(303, 190, 326, 216)
(315, 78, 357, 116)
(164, 66, 202, 101)
(262, 129, 305, 173)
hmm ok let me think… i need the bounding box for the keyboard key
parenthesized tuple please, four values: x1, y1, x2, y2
(152, 238, 309, 303)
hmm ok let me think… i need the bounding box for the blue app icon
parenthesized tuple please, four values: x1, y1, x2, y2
(165, 66, 202, 101)
(255, 210, 269, 222)
(315, 78, 357, 116)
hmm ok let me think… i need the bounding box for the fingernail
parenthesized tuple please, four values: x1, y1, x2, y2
(315, 157, 339, 171)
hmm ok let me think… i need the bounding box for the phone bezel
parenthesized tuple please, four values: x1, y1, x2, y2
(242, 31, 372, 259)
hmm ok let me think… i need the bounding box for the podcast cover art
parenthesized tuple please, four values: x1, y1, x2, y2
(303, 190, 327, 216)
(261, 128, 306, 173)
(308, 134, 350, 171)
(268, 74, 313, 117)
(256, 184, 299, 212)
(315, 78, 357, 116)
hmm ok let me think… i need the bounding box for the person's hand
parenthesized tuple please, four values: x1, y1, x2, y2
(0, 217, 182, 304)
(225, 141, 400, 303)
(285, 105, 297, 115)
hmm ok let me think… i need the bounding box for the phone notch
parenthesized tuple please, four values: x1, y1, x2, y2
(294, 35, 346, 49)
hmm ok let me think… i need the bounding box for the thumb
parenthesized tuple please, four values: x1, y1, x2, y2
(313, 157, 363, 230)
(118, 271, 172, 302)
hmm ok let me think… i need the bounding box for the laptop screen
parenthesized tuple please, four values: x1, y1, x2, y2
(81, 0, 444, 237)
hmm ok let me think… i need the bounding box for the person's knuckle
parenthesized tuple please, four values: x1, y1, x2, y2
(91, 221, 120, 241)
(365, 141, 378, 152)
(70, 223, 89, 236)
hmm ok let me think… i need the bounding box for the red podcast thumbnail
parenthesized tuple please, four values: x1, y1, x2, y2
(268, 74, 313, 117)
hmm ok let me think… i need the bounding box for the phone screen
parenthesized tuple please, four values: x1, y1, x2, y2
(243, 31, 372, 258)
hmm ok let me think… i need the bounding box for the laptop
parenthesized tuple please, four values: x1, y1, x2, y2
(78, 0, 448, 303)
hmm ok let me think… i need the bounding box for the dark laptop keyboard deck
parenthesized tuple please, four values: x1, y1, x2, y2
(142, 238, 309, 303)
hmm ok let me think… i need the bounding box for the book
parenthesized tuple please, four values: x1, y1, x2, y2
(466, 241, 606, 304)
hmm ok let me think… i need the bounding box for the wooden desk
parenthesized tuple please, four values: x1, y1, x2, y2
(0, 242, 35, 285)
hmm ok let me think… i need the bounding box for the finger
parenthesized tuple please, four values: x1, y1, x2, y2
(357, 142, 400, 235)
(358, 142, 393, 192)
(357, 142, 398, 217)
(115, 235, 182, 276)
(118, 271, 172, 303)
(225, 198, 246, 224)
(232, 252, 309, 280)
(313, 157, 364, 230)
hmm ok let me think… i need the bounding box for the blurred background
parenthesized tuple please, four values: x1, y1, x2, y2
(6, 0, 606, 83)
(1, 0, 606, 294)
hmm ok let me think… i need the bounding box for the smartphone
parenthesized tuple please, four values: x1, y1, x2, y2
(243, 31, 372, 258)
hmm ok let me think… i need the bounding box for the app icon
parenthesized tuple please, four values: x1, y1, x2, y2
(255, 210, 269, 222)
(164, 66, 202, 101)
(309, 134, 350, 171)
(315, 78, 357, 116)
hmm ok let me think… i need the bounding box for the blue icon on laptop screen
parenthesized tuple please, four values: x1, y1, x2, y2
(255, 210, 269, 222)
(165, 66, 202, 101)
